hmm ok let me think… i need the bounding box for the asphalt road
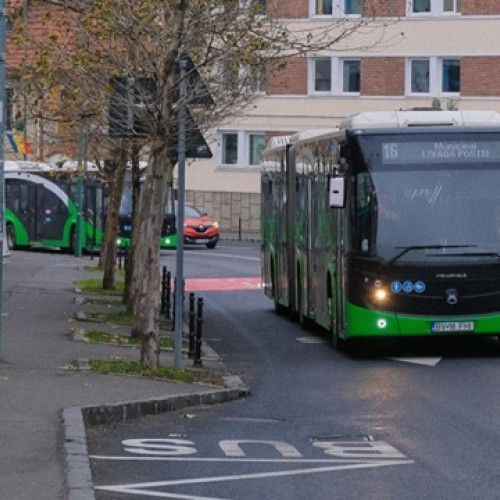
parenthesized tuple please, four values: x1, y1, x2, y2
(86, 241, 500, 500)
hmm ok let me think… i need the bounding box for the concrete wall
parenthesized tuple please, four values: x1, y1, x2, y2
(185, 190, 261, 237)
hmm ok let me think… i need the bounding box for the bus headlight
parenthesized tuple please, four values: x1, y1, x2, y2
(374, 288, 388, 301)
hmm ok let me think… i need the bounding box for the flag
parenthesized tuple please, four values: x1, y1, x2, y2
(6, 132, 17, 153)
(22, 137, 34, 154)
(13, 132, 26, 154)
(6, 132, 34, 155)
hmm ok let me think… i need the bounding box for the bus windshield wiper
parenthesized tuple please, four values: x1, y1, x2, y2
(388, 245, 477, 265)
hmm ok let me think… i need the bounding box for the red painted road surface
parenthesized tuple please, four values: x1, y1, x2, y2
(184, 277, 262, 291)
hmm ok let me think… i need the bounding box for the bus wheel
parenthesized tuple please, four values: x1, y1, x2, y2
(297, 284, 311, 330)
(6, 224, 15, 250)
(68, 227, 76, 254)
(329, 296, 346, 351)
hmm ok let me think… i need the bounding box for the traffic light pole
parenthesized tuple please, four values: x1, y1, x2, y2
(174, 56, 188, 368)
(0, 0, 6, 361)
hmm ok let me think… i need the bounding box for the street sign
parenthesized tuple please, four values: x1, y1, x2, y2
(108, 60, 213, 159)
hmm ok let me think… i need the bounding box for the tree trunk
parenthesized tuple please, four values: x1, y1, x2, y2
(102, 150, 127, 289)
(124, 145, 142, 310)
(129, 144, 170, 368)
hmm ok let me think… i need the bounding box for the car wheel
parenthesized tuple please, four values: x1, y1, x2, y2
(206, 241, 217, 249)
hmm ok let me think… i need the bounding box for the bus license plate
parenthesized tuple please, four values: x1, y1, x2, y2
(431, 321, 474, 333)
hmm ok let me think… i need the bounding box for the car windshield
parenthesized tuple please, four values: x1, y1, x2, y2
(165, 204, 202, 217)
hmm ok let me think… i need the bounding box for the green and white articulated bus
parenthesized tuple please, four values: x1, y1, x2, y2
(261, 109, 500, 348)
(4, 161, 106, 252)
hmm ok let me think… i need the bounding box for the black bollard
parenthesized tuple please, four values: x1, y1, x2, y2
(160, 266, 167, 314)
(194, 297, 203, 367)
(165, 271, 172, 319)
(188, 293, 196, 358)
(171, 278, 177, 331)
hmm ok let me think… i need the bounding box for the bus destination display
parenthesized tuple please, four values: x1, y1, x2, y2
(382, 141, 500, 164)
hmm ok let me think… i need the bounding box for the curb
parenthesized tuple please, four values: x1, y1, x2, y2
(63, 380, 250, 500)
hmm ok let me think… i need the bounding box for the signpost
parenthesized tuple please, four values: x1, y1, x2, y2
(0, 0, 5, 361)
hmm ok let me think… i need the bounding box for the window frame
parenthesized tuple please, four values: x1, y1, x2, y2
(309, 57, 361, 96)
(341, 58, 361, 94)
(218, 130, 266, 168)
(407, 0, 461, 16)
(406, 57, 461, 96)
(311, 0, 361, 18)
(220, 132, 239, 166)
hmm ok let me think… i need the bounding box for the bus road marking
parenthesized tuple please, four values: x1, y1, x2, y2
(95, 459, 414, 499)
(92, 438, 413, 498)
(296, 336, 329, 344)
(389, 357, 442, 366)
(184, 277, 261, 291)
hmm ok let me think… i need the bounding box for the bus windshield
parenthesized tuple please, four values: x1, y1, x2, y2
(352, 135, 500, 263)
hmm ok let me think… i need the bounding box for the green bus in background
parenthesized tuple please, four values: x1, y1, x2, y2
(117, 169, 177, 250)
(5, 161, 105, 252)
(261, 109, 500, 349)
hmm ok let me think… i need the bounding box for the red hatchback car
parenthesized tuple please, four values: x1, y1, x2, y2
(182, 205, 220, 249)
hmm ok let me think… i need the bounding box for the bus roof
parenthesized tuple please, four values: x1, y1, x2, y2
(5, 160, 53, 172)
(263, 135, 291, 152)
(289, 128, 342, 145)
(340, 110, 500, 129)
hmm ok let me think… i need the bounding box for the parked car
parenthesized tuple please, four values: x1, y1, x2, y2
(167, 204, 220, 249)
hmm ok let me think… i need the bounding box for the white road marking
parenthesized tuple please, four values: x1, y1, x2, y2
(95, 459, 414, 499)
(388, 357, 442, 366)
(296, 336, 329, 344)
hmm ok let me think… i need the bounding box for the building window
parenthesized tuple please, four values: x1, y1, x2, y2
(315, 0, 332, 15)
(249, 134, 265, 165)
(408, 0, 460, 15)
(314, 58, 331, 92)
(443, 0, 461, 12)
(343, 60, 360, 93)
(412, 0, 430, 13)
(442, 59, 460, 93)
(312, 0, 360, 16)
(407, 57, 460, 95)
(310, 57, 360, 95)
(222, 133, 238, 165)
(219, 131, 266, 167)
(345, 0, 361, 15)
(410, 59, 430, 93)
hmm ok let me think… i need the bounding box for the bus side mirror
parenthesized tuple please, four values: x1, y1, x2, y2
(329, 176, 345, 208)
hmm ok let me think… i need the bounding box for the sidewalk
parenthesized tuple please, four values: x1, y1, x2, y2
(0, 251, 248, 500)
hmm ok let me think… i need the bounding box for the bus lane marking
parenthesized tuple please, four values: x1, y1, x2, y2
(389, 357, 442, 366)
(95, 460, 414, 499)
(92, 438, 414, 498)
(184, 277, 261, 292)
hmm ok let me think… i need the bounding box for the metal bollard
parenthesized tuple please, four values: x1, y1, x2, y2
(171, 278, 177, 331)
(165, 271, 172, 319)
(160, 266, 167, 314)
(117, 248, 123, 270)
(188, 293, 196, 358)
(171, 278, 185, 331)
(193, 297, 203, 367)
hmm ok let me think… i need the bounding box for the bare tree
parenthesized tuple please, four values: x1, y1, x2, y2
(11, 0, 392, 368)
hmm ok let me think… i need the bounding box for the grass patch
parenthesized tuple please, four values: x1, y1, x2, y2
(89, 358, 224, 386)
(84, 330, 175, 349)
(84, 297, 124, 306)
(84, 310, 134, 325)
(75, 278, 124, 296)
